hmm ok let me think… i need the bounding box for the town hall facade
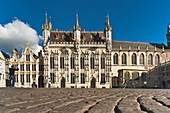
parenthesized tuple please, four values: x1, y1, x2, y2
(42, 13, 168, 88)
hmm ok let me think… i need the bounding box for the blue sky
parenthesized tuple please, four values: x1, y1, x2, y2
(0, 0, 170, 54)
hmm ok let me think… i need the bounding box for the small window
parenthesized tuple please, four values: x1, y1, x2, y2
(26, 55, 30, 61)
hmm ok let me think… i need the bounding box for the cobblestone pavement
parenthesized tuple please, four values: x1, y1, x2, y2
(1, 88, 170, 113)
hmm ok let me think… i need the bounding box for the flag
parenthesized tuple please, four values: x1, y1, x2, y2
(101, 36, 105, 40)
(83, 33, 86, 38)
(56, 33, 59, 39)
(62, 38, 65, 43)
(71, 37, 76, 42)
(90, 39, 93, 44)
(62, 37, 65, 43)
(81, 38, 85, 43)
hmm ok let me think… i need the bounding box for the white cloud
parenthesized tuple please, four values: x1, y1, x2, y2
(0, 19, 42, 56)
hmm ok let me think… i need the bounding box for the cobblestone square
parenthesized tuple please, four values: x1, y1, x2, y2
(0, 88, 170, 113)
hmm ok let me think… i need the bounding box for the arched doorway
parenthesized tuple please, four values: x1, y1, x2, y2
(112, 77, 118, 88)
(38, 75, 44, 88)
(162, 81, 166, 88)
(91, 77, 96, 88)
(61, 77, 66, 88)
(167, 80, 170, 88)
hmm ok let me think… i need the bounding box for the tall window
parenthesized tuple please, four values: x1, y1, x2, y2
(26, 64, 30, 71)
(0, 73, 1, 80)
(148, 54, 153, 65)
(155, 54, 160, 66)
(113, 53, 118, 64)
(50, 56, 54, 69)
(15, 74, 18, 83)
(32, 74, 36, 80)
(32, 64, 36, 71)
(50, 73, 55, 83)
(20, 74, 24, 84)
(122, 53, 127, 65)
(71, 73, 75, 83)
(60, 54, 64, 69)
(141, 72, 147, 81)
(132, 53, 137, 65)
(140, 53, 144, 65)
(70, 54, 74, 69)
(80, 73, 85, 83)
(26, 74, 30, 83)
(80, 54, 85, 69)
(101, 54, 105, 69)
(101, 73, 105, 84)
(132, 72, 139, 80)
(90, 53, 95, 69)
(39, 65, 44, 71)
(26, 55, 30, 61)
(20, 64, 24, 71)
(106, 73, 110, 82)
(124, 72, 130, 81)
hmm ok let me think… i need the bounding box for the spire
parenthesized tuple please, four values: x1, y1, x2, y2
(44, 11, 48, 25)
(42, 11, 49, 30)
(167, 24, 170, 33)
(104, 15, 112, 31)
(74, 14, 80, 31)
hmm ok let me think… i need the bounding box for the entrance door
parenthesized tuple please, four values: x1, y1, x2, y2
(61, 77, 66, 88)
(162, 81, 166, 88)
(91, 77, 96, 88)
(38, 75, 44, 88)
(167, 80, 170, 88)
(112, 77, 118, 88)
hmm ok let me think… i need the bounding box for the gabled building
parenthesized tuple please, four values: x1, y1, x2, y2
(10, 42, 43, 88)
(0, 50, 10, 87)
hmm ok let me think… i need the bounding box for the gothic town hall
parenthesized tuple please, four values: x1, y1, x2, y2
(41, 13, 170, 88)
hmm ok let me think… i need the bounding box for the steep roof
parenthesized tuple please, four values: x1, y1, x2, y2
(0, 50, 10, 59)
(112, 40, 166, 51)
(50, 31, 105, 43)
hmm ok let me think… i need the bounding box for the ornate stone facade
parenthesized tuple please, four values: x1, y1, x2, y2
(42, 13, 169, 88)
(10, 42, 43, 88)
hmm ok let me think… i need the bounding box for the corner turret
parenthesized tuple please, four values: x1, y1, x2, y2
(42, 12, 51, 47)
(104, 16, 112, 51)
(73, 15, 81, 43)
(166, 24, 170, 48)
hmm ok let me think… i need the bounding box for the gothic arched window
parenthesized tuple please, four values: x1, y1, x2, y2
(124, 72, 130, 81)
(148, 54, 153, 65)
(132, 53, 137, 65)
(80, 53, 85, 69)
(155, 54, 160, 66)
(60, 53, 64, 69)
(70, 53, 74, 69)
(122, 53, 127, 65)
(101, 54, 105, 69)
(140, 53, 144, 65)
(141, 72, 147, 81)
(90, 53, 95, 69)
(132, 72, 139, 80)
(50, 54, 54, 69)
(113, 53, 118, 64)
